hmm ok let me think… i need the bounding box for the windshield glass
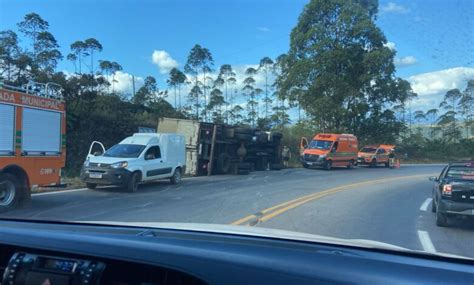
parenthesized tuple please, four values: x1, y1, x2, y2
(1, 0, 473, 261)
(446, 166, 474, 180)
(308, 140, 333, 150)
(103, 144, 145, 158)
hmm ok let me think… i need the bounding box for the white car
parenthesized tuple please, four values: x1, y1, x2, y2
(81, 133, 185, 192)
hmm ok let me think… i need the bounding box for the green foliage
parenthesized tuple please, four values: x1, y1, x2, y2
(276, 0, 414, 138)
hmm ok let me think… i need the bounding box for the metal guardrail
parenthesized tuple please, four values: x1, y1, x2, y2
(0, 80, 63, 100)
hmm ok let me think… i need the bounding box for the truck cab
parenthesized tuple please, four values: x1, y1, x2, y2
(0, 81, 65, 211)
(81, 133, 185, 192)
(301, 134, 358, 170)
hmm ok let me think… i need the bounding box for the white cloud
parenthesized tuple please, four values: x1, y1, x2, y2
(384, 41, 396, 51)
(380, 2, 409, 13)
(151, 50, 178, 74)
(394, 56, 417, 67)
(408, 67, 474, 110)
(257, 26, 270, 32)
(106, 71, 144, 95)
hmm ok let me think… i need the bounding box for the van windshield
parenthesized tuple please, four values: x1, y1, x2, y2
(103, 144, 146, 158)
(360, 147, 377, 153)
(309, 140, 333, 150)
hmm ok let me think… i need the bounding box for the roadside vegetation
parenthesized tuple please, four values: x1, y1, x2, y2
(1, 0, 472, 175)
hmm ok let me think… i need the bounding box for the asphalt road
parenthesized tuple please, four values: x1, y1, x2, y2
(2, 164, 474, 259)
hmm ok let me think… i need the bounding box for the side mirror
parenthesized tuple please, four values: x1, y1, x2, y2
(429, 176, 438, 182)
(93, 151, 102, 156)
(145, 154, 155, 160)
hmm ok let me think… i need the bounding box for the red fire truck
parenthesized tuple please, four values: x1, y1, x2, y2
(0, 81, 66, 211)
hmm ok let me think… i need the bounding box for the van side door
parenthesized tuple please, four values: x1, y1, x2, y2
(142, 145, 173, 181)
(376, 148, 387, 162)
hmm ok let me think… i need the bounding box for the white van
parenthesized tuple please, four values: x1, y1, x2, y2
(80, 133, 185, 192)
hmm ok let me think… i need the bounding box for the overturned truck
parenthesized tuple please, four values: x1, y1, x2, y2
(157, 118, 283, 176)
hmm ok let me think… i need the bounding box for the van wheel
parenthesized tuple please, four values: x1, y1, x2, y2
(324, 160, 332, 171)
(0, 173, 22, 212)
(126, 172, 140, 193)
(370, 159, 377, 168)
(170, 168, 182, 185)
(86, 183, 97, 190)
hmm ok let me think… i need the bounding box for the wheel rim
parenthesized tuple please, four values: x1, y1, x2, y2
(0, 180, 16, 206)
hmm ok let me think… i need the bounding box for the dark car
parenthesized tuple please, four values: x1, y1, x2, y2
(430, 161, 474, 227)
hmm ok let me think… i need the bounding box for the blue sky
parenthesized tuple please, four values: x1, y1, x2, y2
(1, 0, 473, 111)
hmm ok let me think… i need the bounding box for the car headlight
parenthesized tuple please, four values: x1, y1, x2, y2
(83, 159, 90, 167)
(111, 161, 128, 169)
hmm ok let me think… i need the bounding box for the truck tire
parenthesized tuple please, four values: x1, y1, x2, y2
(0, 173, 22, 211)
(86, 183, 97, 190)
(216, 154, 231, 174)
(303, 163, 309, 169)
(170, 167, 182, 185)
(126, 172, 140, 193)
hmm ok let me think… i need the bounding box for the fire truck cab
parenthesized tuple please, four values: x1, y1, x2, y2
(0, 81, 66, 211)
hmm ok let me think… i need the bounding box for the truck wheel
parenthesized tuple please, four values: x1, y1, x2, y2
(86, 183, 97, 190)
(170, 168, 182, 185)
(324, 160, 332, 171)
(303, 163, 309, 169)
(436, 209, 449, 227)
(0, 173, 22, 211)
(126, 172, 140, 193)
(216, 154, 231, 174)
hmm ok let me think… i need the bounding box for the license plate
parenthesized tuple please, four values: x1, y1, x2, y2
(89, 173, 102, 179)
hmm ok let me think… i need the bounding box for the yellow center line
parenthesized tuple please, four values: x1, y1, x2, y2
(231, 174, 432, 226)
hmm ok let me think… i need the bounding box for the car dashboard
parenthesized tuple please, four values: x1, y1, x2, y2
(0, 219, 473, 285)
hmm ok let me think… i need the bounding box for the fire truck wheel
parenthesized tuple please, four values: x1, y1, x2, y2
(0, 173, 22, 211)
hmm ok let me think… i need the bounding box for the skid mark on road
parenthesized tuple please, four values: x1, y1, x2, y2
(231, 174, 434, 226)
(419, 198, 432, 211)
(417, 230, 436, 253)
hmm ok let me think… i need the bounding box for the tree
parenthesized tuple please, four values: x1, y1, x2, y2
(208, 87, 225, 123)
(99, 60, 122, 92)
(218, 64, 236, 121)
(35, 31, 62, 72)
(84, 38, 103, 74)
(133, 76, 157, 106)
(17, 13, 49, 63)
(459, 79, 474, 138)
(276, 0, 412, 136)
(426, 108, 439, 138)
(243, 67, 258, 126)
(167, 67, 186, 109)
(439, 88, 462, 141)
(0, 30, 20, 82)
(259, 57, 274, 119)
(66, 53, 78, 73)
(71, 41, 88, 74)
(184, 44, 214, 120)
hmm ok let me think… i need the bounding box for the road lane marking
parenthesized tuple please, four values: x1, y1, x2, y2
(231, 174, 433, 226)
(32, 188, 89, 196)
(417, 230, 436, 253)
(420, 198, 432, 211)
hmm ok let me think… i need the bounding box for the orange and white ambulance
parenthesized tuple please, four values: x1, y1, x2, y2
(300, 133, 358, 170)
(0, 81, 66, 211)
